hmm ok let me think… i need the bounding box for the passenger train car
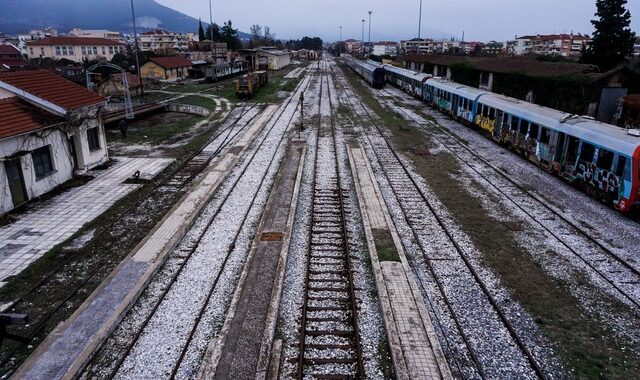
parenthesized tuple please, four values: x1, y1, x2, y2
(342, 55, 386, 89)
(344, 57, 640, 212)
(205, 62, 246, 83)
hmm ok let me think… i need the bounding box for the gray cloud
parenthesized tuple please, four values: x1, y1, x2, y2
(157, 0, 640, 41)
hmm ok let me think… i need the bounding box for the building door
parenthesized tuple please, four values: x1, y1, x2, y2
(69, 136, 79, 170)
(5, 159, 28, 207)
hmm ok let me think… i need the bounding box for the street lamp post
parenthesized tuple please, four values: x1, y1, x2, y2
(130, 0, 144, 103)
(209, 0, 214, 56)
(361, 19, 365, 58)
(368, 11, 372, 44)
(418, 0, 423, 39)
(339, 26, 342, 56)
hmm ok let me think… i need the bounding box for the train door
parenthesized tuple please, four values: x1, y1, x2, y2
(451, 94, 459, 114)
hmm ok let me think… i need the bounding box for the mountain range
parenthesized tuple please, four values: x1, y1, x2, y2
(0, 0, 250, 38)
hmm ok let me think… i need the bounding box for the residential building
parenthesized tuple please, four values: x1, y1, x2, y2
(26, 37, 126, 63)
(188, 41, 228, 63)
(0, 44, 26, 71)
(140, 56, 192, 81)
(372, 41, 399, 57)
(511, 33, 591, 58)
(482, 41, 505, 55)
(96, 72, 142, 98)
(69, 28, 123, 42)
(344, 39, 363, 54)
(0, 70, 108, 213)
(138, 30, 196, 53)
(400, 38, 434, 54)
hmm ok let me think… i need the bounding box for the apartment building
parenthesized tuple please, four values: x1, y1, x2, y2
(26, 37, 125, 62)
(512, 33, 591, 58)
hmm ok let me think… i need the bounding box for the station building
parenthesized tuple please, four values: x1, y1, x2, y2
(0, 70, 108, 214)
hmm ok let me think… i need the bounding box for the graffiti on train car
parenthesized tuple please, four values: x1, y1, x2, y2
(436, 98, 450, 110)
(457, 107, 474, 122)
(575, 161, 623, 201)
(475, 115, 496, 134)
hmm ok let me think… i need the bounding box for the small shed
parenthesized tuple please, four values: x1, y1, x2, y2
(140, 56, 192, 81)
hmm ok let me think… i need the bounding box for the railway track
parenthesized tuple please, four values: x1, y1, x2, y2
(297, 60, 365, 378)
(332, 61, 546, 379)
(378, 87, 640, 309)
(0, 103, 258, 378)
(83, 74, 312, 379)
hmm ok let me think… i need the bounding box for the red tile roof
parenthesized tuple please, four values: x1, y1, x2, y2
(0, 44, 20, 55)
(26, 36, 124, 46)
(148, 56, 192, 69)
(0, 97, 63, 140)
(0, 59, 27, 69)
(0, 70, 105, 111)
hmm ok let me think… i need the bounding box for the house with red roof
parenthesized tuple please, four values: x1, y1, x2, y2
(0, 44, 27, 72)
(0, 70, 108, 213)
(140, 56, 192, 81)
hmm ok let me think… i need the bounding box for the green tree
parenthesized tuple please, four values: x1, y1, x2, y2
(205, 23, 221, 41)
(222, 20, 241, 50)
(582, 0, 636, 70)
(198, 18, 206, 41)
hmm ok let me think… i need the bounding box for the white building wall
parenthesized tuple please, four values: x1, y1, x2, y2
(0, 129, 74, 214)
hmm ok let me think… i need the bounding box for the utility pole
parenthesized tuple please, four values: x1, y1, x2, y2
(130, 0, 144, 103)
(368, 11, 372, 45)
(209, 0, 214, 57)
(339, 26, 342, 56)
(418, 0, 423, 39)
(299, 91, 304, 137)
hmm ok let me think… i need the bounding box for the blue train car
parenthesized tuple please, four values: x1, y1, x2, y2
(343, 55, 386, 89)
(423, 78, 487, 124)
(383, 65, 431, 98)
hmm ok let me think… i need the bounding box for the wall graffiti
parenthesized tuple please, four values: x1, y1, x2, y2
(436, 98, 450, 111)
(575, 161, 623, 201)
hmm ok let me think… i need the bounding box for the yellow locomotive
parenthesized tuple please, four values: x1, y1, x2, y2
(235, 71, 269, 99)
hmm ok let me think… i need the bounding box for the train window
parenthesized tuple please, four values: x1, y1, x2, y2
(615, 156, 628, 178)
(520, 120, 529, 135)
(468, 99, 473, 111)
(579, 142, 596, 162)
(539, 127, 551, 144)
(482, 105, 489, 117)
(497, 110, 505, 124)
(529, 123, 539, 139)
(489, 107, 496, 119)
(597, 149, 614, 170)
(566, 136, 580, 163)
(511, 117, 520, 132)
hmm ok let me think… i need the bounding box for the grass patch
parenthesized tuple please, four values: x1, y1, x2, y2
(372, 228, 400, 262)
(341, 63, 640, 379)
(176, 95, 216, 110)
(126, 114, 201, 144)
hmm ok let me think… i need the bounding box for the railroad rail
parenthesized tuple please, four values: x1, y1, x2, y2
(0, 104, 257, 378)
(83, 74, 312, 379)
(332, 61, 546, 379)
(379, 87, 640, 310)
(296, 59, 365, 379)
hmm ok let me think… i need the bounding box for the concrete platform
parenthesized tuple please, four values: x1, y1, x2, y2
(197, 140, 306, 380)
(13, 105, 278, 380)
(348, 146, 452, 380)
(0, 157, 172, 287)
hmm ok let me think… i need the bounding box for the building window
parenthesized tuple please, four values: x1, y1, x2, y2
(68, 46, 74, 55)
(93, 46, 98, 54)
(55, 46, 61, 55)
(109, 46, 114, 55)
(87, 127, 101, 151)
(32, 145, 54, 180)
(102, 46, 106, 55)
(81, 46, 86, 55)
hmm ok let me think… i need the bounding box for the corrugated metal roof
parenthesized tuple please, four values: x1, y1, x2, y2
(0, 97, 63, 140)
(0, 69, 105, 111)
(26, 36, 124, 46)
(148, 56, 193, 69)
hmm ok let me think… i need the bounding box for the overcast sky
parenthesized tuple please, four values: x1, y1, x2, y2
(157, 0, 640, 42)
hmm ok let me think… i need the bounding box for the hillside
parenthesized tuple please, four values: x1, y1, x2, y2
(0, 0, 247, 36)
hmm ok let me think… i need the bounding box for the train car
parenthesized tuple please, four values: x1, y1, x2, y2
(383, 65, 431, 98)
(205, 62, 246, 83)
(235, 70, 269, 99)
(423, 78, 487, 124)
(342, 55, 386, 89)
(474, 93, 640, 211)
(378, 64, 640, 212)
